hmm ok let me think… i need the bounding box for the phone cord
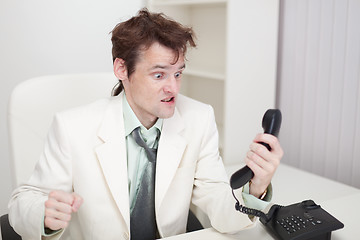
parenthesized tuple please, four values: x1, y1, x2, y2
(232, 189, 282, 223)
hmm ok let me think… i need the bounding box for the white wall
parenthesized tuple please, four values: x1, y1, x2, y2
(224, 0, 279, 164)
(0, 0, 144, 214)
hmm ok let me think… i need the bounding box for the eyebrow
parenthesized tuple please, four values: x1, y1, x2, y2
(149, 63, 186, 71)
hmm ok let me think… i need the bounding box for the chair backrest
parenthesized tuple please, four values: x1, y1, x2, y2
(8, 72, 117, 187)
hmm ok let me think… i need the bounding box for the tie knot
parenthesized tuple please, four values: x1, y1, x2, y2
(131, 127, 148, 149)
(131, 127, 158, 163)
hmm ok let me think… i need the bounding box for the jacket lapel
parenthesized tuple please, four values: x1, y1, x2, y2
(155, 108, 187, 210)
(95, 94, 130, 232)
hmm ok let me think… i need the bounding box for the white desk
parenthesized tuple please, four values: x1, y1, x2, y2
(163, 163, 360, 239)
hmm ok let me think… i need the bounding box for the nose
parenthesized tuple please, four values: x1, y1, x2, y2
(163, 75, 180, 94)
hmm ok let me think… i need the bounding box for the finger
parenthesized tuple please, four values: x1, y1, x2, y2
(44, 216, 69, 231)
(245, 155, 273, 188)
(71, 193, 83, 212)
(245, 155, 267, 179)
(48, 190, 74, 205)
(250, 138, 282, 166)
(249, 142, 272, 162)
(45, 208, 72, 222)
(45, 199, 73, 216)
(249, 146, 280, 175)
(246, 150, 273, 172)
(245, 151, 266, 172)
(246, 144, 280, 176)
(254, 133, 282, 155)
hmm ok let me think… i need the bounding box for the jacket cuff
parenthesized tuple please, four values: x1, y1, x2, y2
(241, 182, 273, 211)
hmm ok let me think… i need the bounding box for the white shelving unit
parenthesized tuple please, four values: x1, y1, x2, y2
(148, 0, 279, 164)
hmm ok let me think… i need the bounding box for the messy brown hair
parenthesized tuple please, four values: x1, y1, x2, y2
(111, 8, 196, 96)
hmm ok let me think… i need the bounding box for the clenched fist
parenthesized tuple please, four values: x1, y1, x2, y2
(44, 190, 83, 230)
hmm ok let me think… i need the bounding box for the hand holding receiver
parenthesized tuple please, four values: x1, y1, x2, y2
(230, 109, 282, 190)
(44, 190, 83, 231)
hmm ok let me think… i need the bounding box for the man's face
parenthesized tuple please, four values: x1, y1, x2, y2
(121, 42, 185, 128)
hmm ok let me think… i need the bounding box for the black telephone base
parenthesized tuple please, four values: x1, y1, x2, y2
(259, 200, 344, 240)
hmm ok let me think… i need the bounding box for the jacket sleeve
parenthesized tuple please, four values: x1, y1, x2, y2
(8, 113, 73, 240)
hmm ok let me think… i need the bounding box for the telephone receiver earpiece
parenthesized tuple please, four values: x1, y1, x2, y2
(259, 109, 282, 151)
(230, 109, 282, 189)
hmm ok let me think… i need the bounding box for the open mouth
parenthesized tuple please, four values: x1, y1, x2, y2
(161, 97, 175, 103)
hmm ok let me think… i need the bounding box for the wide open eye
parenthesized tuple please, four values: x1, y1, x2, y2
(154, 73, 164, 79)
(174, 71, 182, 78)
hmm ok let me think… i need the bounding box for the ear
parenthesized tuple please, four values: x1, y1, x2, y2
(113, 58, 128, 81)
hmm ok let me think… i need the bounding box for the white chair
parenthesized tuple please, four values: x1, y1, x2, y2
(1, 72, 117, 239)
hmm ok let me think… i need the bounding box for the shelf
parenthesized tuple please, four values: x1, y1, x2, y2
(151, 0, 226, 7)
(184, 69, 225, 81)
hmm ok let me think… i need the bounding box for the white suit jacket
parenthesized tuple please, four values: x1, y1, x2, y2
(9, 93, 254, 240)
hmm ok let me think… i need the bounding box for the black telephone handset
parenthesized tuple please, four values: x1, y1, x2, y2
(230, 109, 282, 189)
(229, 109, 344, 240)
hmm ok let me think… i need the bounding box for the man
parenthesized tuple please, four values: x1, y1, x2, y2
(8, 9, 283, 240)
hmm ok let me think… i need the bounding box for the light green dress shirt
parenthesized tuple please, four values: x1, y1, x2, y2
(122, 94, 163, 211)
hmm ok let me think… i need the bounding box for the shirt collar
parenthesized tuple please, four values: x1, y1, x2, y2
(122, 93, 163, 137)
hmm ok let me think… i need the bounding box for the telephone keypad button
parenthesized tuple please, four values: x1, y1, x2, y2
(277, 215, 323, 235)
